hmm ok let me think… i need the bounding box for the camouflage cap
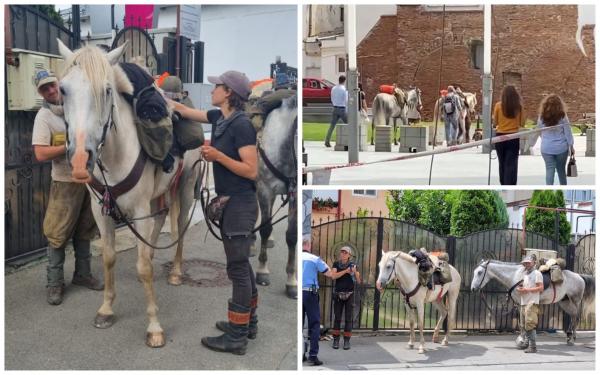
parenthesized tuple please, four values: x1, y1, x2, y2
(521, 254, 536, 264)
(34, 69, 58, 89)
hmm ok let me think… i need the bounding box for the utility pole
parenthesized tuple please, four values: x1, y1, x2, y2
(482, 4, 493, 156)
(345, 5, 359, 164)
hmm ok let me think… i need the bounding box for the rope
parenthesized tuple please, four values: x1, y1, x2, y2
(428, 4, 446, 185)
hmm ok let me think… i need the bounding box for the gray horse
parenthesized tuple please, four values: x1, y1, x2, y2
(254, 95, 298, 299)
(371, 87, 422, 145)
(471, 259, 595, 345)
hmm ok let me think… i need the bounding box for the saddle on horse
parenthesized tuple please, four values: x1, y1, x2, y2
(408, 248, 453, 290)
(246, 89, 296, 131)
(539, 258, 566, 284)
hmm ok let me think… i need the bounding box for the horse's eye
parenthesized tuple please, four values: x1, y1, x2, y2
(106, 87, 112, 96)
(60, 86, 66, 96)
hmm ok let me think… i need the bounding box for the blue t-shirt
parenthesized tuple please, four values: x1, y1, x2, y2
(302, 251, 329, 289)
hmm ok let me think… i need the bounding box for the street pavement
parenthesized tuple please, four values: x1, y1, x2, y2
(303, 331, 595, 370)
(5, 214, 297, 370)
(304, 133, 595, 185)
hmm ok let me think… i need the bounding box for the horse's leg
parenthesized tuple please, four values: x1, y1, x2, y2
(417, 302, 426, 354)
(443, 287, 459, 346)
(431, 298, 448, 344)
(393, 117, 398, 145)
(168, 171, 196, 286)
(558, 298, 579, 346)
(284, 197, 297, 299)
(255, 188, 274, 286)
(94, 214, 117, 329)
(135, 214, 165, 348)
(406, 306, 415, 349)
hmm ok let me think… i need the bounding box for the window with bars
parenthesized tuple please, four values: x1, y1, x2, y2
(353, 190, 377, 197)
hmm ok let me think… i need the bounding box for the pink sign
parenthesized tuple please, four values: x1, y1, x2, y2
(124, 5, 154, 29)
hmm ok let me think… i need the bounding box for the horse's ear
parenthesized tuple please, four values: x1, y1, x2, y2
(57, 38, 73, 60)
(106, 40, 128, 65)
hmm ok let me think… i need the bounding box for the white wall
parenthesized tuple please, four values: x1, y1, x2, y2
(356, 5, 396, 44)
(200, 5, 297, 81)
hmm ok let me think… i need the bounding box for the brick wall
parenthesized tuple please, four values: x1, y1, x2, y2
(357, 5, 595, 121)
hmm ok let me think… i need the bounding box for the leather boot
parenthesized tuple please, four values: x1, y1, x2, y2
(332, 336, 340, 349)
(202, 300, 250, 355)
(46, 246, 65, 305)
(216, 293, 258, 339)
(524, 330, 537, 353)
(72, 239, 103, 290)
(343, 336, 351, 350)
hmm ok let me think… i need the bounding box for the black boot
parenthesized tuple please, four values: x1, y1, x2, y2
(332, 336, 340, 349)
(47, 246, 65, 305)
(343, 336, 351, 350)
(202, 300, 250, 355)
(524, 330, 537, 353)
(216, 294, 258, 339)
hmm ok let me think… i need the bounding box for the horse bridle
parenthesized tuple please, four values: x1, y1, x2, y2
(477, 259, 521, 317)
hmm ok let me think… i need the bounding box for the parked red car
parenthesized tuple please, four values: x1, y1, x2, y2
(302, 77, 335, 105)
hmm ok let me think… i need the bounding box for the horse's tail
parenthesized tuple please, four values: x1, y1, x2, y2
(372, 95, 383, 126)
(580, 274, 595, 319)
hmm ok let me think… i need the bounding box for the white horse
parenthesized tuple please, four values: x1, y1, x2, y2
(376, 250, 461, 354)
(370, 88, 407, 145)
(470, 259, 595, 345)
(58, 39, 200, 347)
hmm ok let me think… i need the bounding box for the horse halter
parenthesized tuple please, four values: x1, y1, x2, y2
(475, 260, 491, 291)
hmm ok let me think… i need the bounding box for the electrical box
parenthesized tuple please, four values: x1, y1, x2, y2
(7, 49, 64, 111)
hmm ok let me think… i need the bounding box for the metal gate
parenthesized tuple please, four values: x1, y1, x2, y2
(111, 26, 159, 76)
(5, 5, 74, 262)
(312, 216, 595, 332)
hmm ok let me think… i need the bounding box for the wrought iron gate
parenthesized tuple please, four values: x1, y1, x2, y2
(312, 216, 595, 332)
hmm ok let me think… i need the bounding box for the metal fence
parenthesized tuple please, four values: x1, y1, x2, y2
(312, 215, 595, 332)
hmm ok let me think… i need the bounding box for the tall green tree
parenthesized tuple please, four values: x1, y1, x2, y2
(491, 191, 509, 228)
(417, 190, 455, 236)
(525, 190, 571, 244)
(30, 5, 65, 27)
(387, 190, 422, 224)
(450, 191, 499, 236)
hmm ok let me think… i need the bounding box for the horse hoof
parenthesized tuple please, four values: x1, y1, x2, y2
(418, 348, 425, 354)
(167, 274, 182, 286)
(266, 239, 275, 248)
(286, 285, 297, 299)
(567, 340, 575, 346)
(442, 340, 448, 346)
(432, 337, 439, 344)
(256, 273, 270, 286)
(146, 332, 166, 348)
(94, 313, 115, 329)
(407, 344, 414, 349)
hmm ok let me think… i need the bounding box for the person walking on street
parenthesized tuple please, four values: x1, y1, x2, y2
(517, 255, 543, 353)
(537, 94, 575, 185)
(442, 86, 463, 146)
(493, 85, 524, 185)
(170, 70, 259, 355)
(325, 75, 348, 147)
(31, 69, 103, 306)
(302, 234, 333, 366)
(330, 245, 361, 350)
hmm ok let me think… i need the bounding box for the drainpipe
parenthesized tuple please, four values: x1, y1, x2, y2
(176, 5, 181, 78)
(337, 190, 342, 219)
(482, 4, 493, 157)
(5, 5, 16, 66)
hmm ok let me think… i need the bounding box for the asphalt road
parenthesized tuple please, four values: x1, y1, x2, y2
(5, 217, 297, 370)
(303, 331, 595, 370)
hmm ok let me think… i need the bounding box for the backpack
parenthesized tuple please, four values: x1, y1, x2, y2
(443, 95, 455, 115)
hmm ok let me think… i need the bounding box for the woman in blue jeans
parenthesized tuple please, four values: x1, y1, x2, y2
(537, 94, 575, 185)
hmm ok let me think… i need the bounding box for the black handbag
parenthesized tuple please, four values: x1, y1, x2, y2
(207, 195, 231, 224)
(335, 291, 354, 301)
(567, 155, 578, 177)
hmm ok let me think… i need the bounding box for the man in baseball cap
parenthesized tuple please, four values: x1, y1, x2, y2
(35, 69, 58, 89)
(35, 70, 60, 104)
(208, 70, 252, 100)
(517, 253, 543, 353)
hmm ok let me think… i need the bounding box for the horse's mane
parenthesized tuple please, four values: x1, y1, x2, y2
(61, 45, 133, 112)
(486, 259, 522, 266)
(383, 250, 415, 264)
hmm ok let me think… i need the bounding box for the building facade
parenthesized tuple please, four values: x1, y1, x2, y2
(357, 5, 595, 121)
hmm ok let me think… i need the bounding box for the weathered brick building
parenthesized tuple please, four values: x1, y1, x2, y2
(357, 5, 595, 121)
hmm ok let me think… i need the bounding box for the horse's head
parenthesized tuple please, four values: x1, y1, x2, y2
(470, 259, 491, 292)
(376, 250, 415, 290)
(57, 38, 128, 183)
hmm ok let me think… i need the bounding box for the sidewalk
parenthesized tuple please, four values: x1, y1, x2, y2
(304, 134, 595, 185)
(5, 217, 297, 370)
(304, 332, 595, 370)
